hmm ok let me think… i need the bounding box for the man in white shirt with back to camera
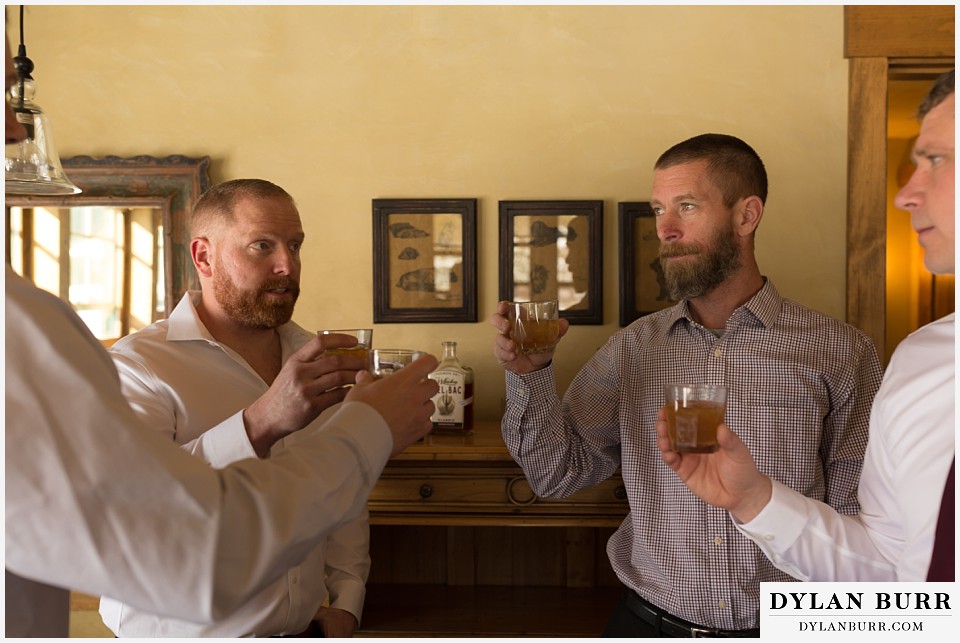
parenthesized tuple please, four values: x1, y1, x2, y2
(657, 69, 955, 582)
(5, 35, 440, 638)
(99, 178, 372, 637)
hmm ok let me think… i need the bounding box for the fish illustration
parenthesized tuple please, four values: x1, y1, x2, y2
(389, 222, 430, 238)
(398, 247, 420, 260)
(396, 268, 436, 292)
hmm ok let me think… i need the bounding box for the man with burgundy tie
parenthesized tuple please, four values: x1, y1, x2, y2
(657, 69, 955, 582)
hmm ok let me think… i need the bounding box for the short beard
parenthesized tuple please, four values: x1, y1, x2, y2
(212, 270, 300, 330)
(659, 224, 742, 301)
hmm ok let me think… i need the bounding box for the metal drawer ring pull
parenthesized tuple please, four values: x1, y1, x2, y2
(507, 476, 538, 506)
(419, 484, 433, 499)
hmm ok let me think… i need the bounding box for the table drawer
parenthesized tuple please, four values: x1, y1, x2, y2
(369, 471, 628, 512)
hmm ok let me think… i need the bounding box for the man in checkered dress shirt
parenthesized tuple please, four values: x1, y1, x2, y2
(491, 134, 882, 636)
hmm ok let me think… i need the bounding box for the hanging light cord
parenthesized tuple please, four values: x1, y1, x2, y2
(12, 5, 33, 109)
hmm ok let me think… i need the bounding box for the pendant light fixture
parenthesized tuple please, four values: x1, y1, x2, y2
(5, 5, 80, 195)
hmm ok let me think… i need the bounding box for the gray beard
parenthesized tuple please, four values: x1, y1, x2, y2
(660, 227, 742, 301)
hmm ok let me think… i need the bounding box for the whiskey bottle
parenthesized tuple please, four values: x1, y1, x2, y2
(428, 341, 474, 435)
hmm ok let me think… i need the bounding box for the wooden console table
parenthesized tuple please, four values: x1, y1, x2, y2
(368, 420, 628, 527)
(360, 420, 629, 637)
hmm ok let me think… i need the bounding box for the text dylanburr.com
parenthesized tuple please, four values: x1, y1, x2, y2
(761, 583, 955, 639)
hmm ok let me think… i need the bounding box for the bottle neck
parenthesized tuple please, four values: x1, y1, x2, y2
(441, 342, 458, 361)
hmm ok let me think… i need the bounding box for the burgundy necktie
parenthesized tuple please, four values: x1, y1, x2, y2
(926, 458, 955, 581)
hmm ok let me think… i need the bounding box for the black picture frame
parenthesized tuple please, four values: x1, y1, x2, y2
(498, 200, 603, 325)
(618, 201, 674, 326)
(373, 198, 477, 323)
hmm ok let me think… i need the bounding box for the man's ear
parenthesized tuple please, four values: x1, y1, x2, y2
(737, 196, 764, 237)
(190, 237, 214, 279)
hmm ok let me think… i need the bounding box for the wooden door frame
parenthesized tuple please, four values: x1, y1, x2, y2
(844, 5, 954, 363)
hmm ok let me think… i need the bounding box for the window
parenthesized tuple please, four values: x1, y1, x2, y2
(7, 204, 165, 344)
(4, 153, 211, 345)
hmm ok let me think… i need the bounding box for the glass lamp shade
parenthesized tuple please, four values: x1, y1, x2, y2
(5, 76, 81, 195)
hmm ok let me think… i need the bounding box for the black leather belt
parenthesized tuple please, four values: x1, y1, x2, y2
(625, 590, 760, 638)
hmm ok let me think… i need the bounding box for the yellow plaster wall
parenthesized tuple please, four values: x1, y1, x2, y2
(10, 5, 849, 420)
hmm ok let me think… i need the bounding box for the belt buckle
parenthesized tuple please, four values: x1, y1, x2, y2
(690, 626, 720, 637)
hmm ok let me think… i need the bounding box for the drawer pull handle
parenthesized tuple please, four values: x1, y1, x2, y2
(507, 476, 537, 506)
(614, 485, 627, 501)
(419, 484, 433, 499)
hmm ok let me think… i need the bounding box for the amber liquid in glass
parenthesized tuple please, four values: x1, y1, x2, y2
(324, 346, 370, 362)
(665, 400, 725, 453)
(513, 319, 560, 355)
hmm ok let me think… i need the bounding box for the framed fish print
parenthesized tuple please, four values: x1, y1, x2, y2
(498, 200, 603, 325)
(618, 201, 674, 326)
(373, 198, 478, 323)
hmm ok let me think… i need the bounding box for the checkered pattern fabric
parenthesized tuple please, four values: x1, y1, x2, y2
(502, 279, 882, 630)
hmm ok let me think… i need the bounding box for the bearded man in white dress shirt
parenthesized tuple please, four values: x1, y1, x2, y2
(99, 179, 373, 637)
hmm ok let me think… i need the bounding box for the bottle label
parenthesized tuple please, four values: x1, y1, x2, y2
(430, 369, 467, 426)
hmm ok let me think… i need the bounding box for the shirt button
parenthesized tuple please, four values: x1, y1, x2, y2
(718, 599, 728, 609)
(713, 348, 722, 358)
(764, 534, 775, 541)
(713, 536, 723, 545)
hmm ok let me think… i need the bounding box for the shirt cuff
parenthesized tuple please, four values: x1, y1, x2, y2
(505, 366, 555, 403)
(735, 478, 810, 553)
(197, 410, 259, 466)
(328, 579, 367, 625)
